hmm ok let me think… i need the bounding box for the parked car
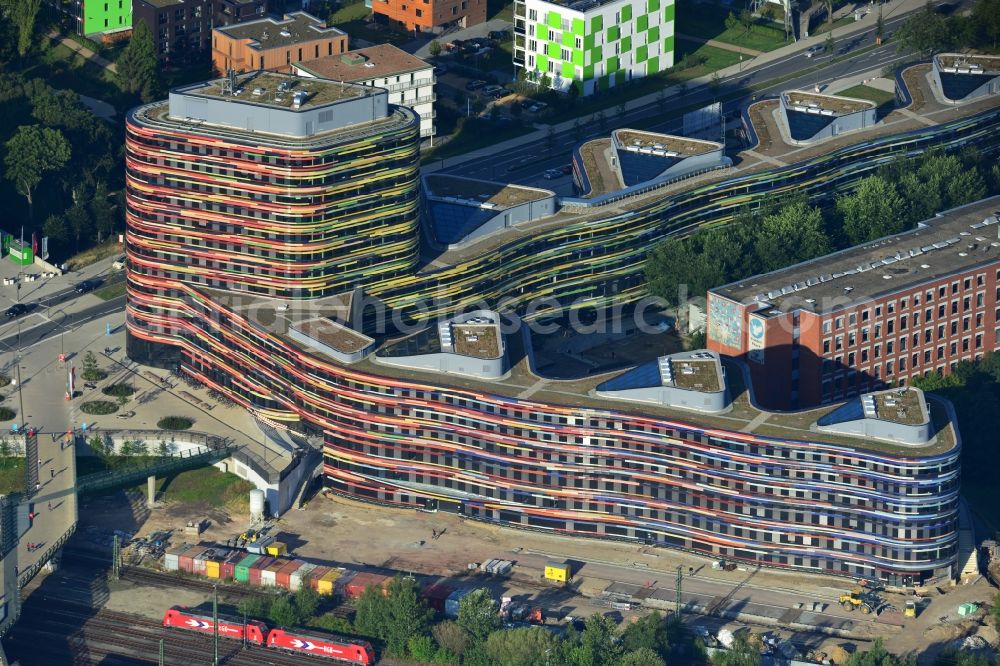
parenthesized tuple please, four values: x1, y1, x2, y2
(112, 255, 127, 270)
(560, 164, 573, 175)
(543, 168, 562, 179)
(493, 89, 513, 100)
(465, 79, 487, 91)
(4, 304, 26, 318)
(805, 44, 824, 57)
(488, 30, 511, 41)
(433, 64, 449, 75)
(75, 279, 99, 294)
(481, 84, 504, 95)
(520, 99, 535, 110)
(528, 102, 548, 113)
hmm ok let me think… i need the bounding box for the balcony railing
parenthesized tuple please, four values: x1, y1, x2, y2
(382, 77, 435, 92)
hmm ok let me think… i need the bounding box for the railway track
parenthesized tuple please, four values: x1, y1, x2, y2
(8, 600, 345, 665)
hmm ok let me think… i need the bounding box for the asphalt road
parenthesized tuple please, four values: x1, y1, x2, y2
(439, 7, 930, 188)
(0, 293, 125, 356)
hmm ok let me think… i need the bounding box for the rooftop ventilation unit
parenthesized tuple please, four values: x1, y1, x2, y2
(292, 91, 308, 108)
(280, 28, 291, 37)
(658, 357, 674, 385)
(862, 395, 878, 419)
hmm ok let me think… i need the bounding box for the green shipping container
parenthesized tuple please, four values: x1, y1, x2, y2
(235, 554, 262, 583)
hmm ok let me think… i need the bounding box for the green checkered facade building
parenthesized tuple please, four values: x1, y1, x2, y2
(513, 0, 674, 95)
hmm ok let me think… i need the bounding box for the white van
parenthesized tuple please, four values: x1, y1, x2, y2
(112, 255, 127, 270)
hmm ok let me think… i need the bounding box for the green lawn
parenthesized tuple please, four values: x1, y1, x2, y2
(28, 41, 123, 108)
(835, 84, 896, 109)
(0, 459, 25, 495)
(338, 18, 412, 46)
(678, 4, 792, 52)
(94, 281, 127, 301)
(811, 13, 857, 35)
(672, 41, 744, 81)
(155, 467, 256, 509)
(329, 0, 370, 23)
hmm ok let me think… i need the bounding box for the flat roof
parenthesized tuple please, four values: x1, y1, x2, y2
(783, 90, 875, 115)
(292, 318, 373, 353)
(669, 357, 722, 392)
(936, 53, 1000, 75)
(297, 44, 430, 82)
(872, 388, 925, 426)
(177, 72, 366, 110)
(424, 175, 552, 209)
(451, 324, 502, 359)
(213, 11, 344, 51)
(614, 130, 721, 156)
(532, 0, 629, 12)
(137, 0, 187, 9)
(713, 196, 1000, 314)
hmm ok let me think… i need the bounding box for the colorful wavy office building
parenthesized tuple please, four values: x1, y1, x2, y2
(125, 72, 994, 583)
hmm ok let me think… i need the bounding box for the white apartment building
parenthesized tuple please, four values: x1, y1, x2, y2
(294, 44, 436, 137)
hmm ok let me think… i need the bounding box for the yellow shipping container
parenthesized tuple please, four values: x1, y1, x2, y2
(544, 562, 570, 583)
(205, 560, 221, 579)
(316, 569, 342, 596)
(265, 542, 287, 557)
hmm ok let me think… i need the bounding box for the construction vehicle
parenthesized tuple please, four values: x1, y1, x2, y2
(904, 600, 917, 618)
(838, 589, 877, 614)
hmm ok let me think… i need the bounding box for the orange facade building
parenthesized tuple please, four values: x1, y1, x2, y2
(212, 11, 348, 74)
(371, 0, 486, 33)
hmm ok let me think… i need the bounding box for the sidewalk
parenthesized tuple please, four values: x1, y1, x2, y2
(423, 0, 927, 174)
(676, 32, 764, 57)
(47, 31, 117, 74)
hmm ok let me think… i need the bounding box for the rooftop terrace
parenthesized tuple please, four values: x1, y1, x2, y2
(614, 130, 720, 155)
(424, 175, 551, 209)
(292, 318, 373, 353)
(180, 72, 365, 110)
(713, 197, 1000, 314)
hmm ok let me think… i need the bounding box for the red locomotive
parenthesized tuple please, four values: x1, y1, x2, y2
(162, 606, 268, 645)
(162, 607, 377, 664)
(267, 628, 377, 664)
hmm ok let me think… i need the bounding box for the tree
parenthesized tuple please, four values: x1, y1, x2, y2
(971, 0, 1000, 48)
(484, 626, 559, 666)
(66, 198, 94, 244)
(433, 620, 469, 657)
(992, 592, 1000, 627)
(355, 576, 433, 656)
(5, 125, 71, 220)
(269, 595, 298, 627)
(569, 614, 622, 666)
(116, 20, 161, 102)
(12, 0, 41, 58)
(724, 11, 739, 33)
(618, 648, 667, 666)
(738, 8, 754, 35)
(822, 0, 834, 29)
(842, 639, 911, 666)
(0, 438, 10, 458)
(456, 588, 500, 645)
(82, 351, 101, 381)
(409, 635, 438, 661)
(237, 595, 269, 619)
(753, 199, 830, 272)
(540, 73, 552, 89)
(894, 2, 948, 55)
(546, 125, 557, 150)
(711, 632, 761, 666)
(875, 6, 885, 43)
(90, 182, 116, 243)
(43, 214, 68, 242)
(824, 32, 835, 54)
(294, 583, 320, 621)
(709, 71, 721, 91)
(836, 175, 906, 245)
(429, 40, 442, 57)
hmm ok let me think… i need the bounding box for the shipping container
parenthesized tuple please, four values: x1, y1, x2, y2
(249, 556, 275, 587)
(289, 562, 317, 592)
(345, 572, 390, 600)
(317, 568, 346, 596)
(265, 541, 287, 557)
(193, 548, 216, 576)
(334, 569, 357, 597)
(544, 561, 570, 583)
(422, 583, 455, 612)
(307, 566, 331, 592)
(261, 558, 287, 587)
(205, 559, 221, 579)
(164, 543, 189, 572)
(276, 560, 303, 590)
(220, 550, 243, 581)
(445, 589, 472, 618)
(179, 546, 208, 574)
(234, 554, 261, 584)
(247, 536, 275, 555)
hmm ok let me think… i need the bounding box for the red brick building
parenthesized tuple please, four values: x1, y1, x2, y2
(707, 197, 1000, 410)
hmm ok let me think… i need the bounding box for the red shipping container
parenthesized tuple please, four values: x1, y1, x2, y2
(346, 573, 390, 600)
(220, 550, 243, 580)
(248, 556, 275, 587)
(276, 560, 304, 590)
(308, 566, 331, 591)
(179, 546, 208, 574)
(422, 583, 454, 612)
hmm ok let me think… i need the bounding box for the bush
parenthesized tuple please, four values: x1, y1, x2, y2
(0, 375, 10, 388)
(102, 383, 135, 398)
(157, 416, 193, 430)
(0, 407, 15, 421)
(81, 400, 118, 415)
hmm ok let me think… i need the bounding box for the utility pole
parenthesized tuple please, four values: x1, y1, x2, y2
(675, 565, 682, 616)
(243, 608, 248, 649)
(112, 534, 120, 580)
(213, 584, 219, 665)
(159, 638, 164, 666)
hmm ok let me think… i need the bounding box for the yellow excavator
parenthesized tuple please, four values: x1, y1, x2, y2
(839, 589, 877, 614)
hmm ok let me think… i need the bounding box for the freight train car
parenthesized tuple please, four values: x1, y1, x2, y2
(266, 628, 376, 664)
(162, 606, 268, 645)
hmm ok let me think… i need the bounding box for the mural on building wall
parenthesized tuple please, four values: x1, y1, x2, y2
(707, 295, 742, 349)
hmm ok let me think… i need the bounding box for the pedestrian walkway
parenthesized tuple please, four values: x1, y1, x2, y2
(46, 31, 117, 74)
(423, 0, 929, 174)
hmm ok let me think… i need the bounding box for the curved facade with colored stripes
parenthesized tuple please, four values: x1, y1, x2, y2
(123, 93, 989, 585)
